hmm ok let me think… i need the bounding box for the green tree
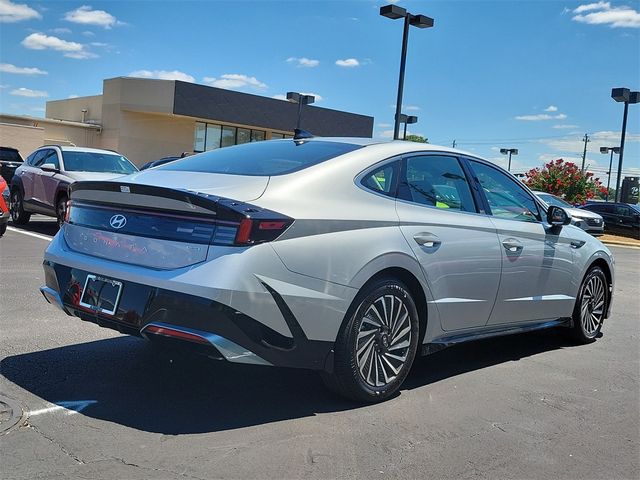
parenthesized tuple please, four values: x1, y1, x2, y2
(523, 159, 608, 205)
(404, 134, 428, 143)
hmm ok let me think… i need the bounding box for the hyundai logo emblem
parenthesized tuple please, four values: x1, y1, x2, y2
(109, 214, 127, 229)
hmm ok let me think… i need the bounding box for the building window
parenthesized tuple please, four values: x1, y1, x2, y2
(194, 122, 206, 152)
(194, 122, 267, 152)
(237, 128, 251, 145)
(205, 124, 222, 151)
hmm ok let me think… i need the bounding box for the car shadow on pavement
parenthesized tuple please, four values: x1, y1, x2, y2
(1, 329, 572, 434)
(8, 217, 58, 237)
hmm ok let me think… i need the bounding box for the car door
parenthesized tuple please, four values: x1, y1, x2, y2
(33, 149, 59, 211)
(466, 159, 576, 324)
(395, 154, 502, 331)
(19, 149, 47, 204)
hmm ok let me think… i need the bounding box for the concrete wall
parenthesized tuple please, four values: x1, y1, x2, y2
(0, 123, 44, 157)
(46, 95, 102, 124)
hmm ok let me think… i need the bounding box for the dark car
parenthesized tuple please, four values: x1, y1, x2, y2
(0, 147, 24, 184)
(581, 202, 640, 239)
(140, 153, 191, 170)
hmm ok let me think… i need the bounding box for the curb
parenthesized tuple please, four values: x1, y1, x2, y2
(601, 240, 640, 248)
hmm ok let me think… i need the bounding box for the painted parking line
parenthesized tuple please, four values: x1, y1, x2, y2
(6, 226, 53, 242)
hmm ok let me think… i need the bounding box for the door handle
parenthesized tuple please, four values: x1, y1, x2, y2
(413, 233, 441, 248)
(502, 238, 523, 253)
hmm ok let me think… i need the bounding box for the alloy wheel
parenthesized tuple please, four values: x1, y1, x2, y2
(356, 294, 412, 387)
(580, 274, 606, 337)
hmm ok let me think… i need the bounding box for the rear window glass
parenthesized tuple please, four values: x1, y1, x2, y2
(161, 140, 363, 176)
(63, 151, 138, 174)
(0, 148, 23, 162)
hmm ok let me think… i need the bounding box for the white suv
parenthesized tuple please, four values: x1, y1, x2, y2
(10, 146, 137, 227)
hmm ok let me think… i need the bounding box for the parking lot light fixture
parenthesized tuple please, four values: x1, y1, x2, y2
(286, 91, 316, 130)
(380, 4, 434, 140)
(401, 114, 418, 140)
(600, 146, 621, 202)
(611, 87, 639, 202)
(499, 148, 518, 172)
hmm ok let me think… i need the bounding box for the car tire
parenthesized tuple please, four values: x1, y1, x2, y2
(56, 195, 67, 228)
(10, 190, 30, 225)
(321, 277, 420, 403)
(568, 266, 609, 344)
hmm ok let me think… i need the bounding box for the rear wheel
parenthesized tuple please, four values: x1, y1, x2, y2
(56, 195, 67, 228)
(322, 278, 420, 403)
(568, 266, 608, 344)
(10, 190, 30, 225)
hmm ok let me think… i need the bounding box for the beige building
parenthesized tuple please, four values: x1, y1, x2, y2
(1, 77, 373, 166)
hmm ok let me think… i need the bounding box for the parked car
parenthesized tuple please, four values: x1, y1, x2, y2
(533, 191, 604, 236)
(140, 153, 191, 170)
(39, 139, 614, 402)
(581, 202, 640, 239)
(10, 146, 138, 227)
(0, 176, 9, 237)
(0, 146, 24, 184)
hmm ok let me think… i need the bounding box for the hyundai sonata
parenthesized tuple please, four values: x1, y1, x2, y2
(40, 137, 614, 402)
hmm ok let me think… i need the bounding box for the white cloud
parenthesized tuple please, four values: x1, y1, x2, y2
(0, 84, 9, 88)
(0, 0, 41, 22)
(0, 63, 47, 75)
(335, 58, 360, 67)
(64, 50, 98, 59)
(202, 74, 267, 90)
(21, 33, 87, 57)
(539, 131, 640, 158)
(64, 5, 122, 29)
(68, 94, 79, 98)
(51, 27, 71, 34)
(515, 112, 567, 121)
(544, 105, 558, 112)
(286, 57, 319, 67)
(574, 2, 610, 14)
(10, 87, 48, 97)
(272, 94, 287, 100)
(390, 104, 420, 111)
(553, 124, 580, 129)
(378, 130, 394, 139)
(377, 123, 392, 128)
(572, 2, 640, 28)
(82, 30, 94, 36)
(129, 69, 195, 82)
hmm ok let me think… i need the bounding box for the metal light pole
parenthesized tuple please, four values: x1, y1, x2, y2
(286, 91, 315, 130)
(500, 148, 518, 172)
(611, 88, 640, 202)
(600, 146, 620, 202)
(380, 5, 433, 140)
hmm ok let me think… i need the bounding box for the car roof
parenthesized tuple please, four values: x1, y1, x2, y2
(40, 145, 121, 155)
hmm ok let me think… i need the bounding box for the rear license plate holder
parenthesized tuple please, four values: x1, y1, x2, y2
(79, 274, 123, 316)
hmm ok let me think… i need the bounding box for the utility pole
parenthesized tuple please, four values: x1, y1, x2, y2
(580, 133, 590, 172)
(452, 139, 456, 148)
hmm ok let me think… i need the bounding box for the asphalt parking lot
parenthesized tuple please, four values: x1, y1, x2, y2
(1, 217, 638, 480)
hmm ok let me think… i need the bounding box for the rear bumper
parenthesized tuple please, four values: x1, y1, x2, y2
(41, 260, 334, 371)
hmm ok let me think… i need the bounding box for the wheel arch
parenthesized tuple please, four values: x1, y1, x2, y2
(582, 253, 614, 319)
(357, 266, 429, 346)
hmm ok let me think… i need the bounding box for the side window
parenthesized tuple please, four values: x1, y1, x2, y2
(41, 150, 60, 169)
(615, 205, 630, 216)
(398, 155, 476, 212)
(361, 160, 400, 197)
(30, 150, 49, 167)
(469, 160, 541, 222)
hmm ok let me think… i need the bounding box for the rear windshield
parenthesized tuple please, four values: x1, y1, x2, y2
(63, 151, 138, 174)
(161, 140, 363, 176)
(0, 149, 23, 162)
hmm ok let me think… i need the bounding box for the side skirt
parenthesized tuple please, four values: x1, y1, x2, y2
(422, 317, 572, 356)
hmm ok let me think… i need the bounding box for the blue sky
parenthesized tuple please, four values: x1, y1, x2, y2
(1, 0, 639, 181)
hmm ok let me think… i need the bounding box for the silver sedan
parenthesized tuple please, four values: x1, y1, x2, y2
(40, 138, 614, 402)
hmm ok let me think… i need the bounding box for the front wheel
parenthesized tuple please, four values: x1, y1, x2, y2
(322, 278, 420, 403)
(568, 266, 609, 344)
(10, 190, 30, 225)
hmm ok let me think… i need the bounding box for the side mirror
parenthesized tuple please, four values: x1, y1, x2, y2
(547, 205, 572, 226)
(41, 163, 59, 173)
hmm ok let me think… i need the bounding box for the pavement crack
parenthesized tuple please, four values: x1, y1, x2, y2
(26, 422, 85, 465)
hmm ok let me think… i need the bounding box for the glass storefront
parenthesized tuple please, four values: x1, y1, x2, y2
(194, 121, 268, 152)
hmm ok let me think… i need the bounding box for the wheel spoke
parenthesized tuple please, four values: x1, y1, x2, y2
(391, 325, 411, 345)
(365, 305, 384, 327)
(389, 339, 410, 351)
